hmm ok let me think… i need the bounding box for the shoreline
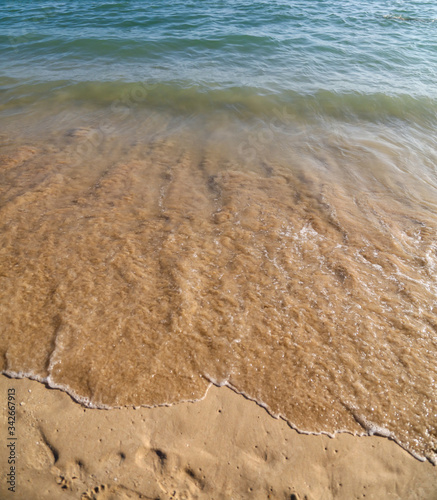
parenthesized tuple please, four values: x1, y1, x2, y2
(3, 369, 429, 464)
(1, 374, 436, 499)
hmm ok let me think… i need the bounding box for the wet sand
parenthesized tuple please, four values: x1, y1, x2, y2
(1, 128, 437, 463)
(1, 374, 437, 500)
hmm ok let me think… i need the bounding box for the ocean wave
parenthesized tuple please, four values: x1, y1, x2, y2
(1, 78, 437, 128)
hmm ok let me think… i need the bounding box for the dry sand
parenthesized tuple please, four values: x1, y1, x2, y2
(1, 374, 436, 500)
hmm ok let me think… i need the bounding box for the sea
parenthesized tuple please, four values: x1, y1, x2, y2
(1, 0, 436, 464)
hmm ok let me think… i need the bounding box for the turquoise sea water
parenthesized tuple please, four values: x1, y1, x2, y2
(1, 0, 437, 115)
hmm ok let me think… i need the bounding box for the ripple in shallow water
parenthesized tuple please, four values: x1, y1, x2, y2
(1, 113, 436, 464)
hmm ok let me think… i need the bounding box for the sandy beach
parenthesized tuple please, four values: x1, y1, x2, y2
(2, 4, 437, 498)
(1, 374, 436, 500)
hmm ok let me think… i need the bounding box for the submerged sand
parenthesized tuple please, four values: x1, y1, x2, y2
(1, 374, 437, 500)
(1, 124, 437, 463)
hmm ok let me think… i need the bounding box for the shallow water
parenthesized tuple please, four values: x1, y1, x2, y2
(1, 0, 437, 464)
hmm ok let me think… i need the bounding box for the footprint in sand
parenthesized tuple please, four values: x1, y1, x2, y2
(133, 445, 208, 499)
(81, 484, 144, 500)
